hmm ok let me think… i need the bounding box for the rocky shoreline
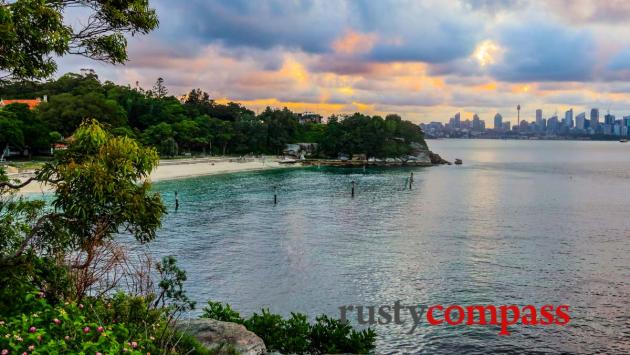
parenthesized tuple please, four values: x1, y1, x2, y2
(299, 150, 451, 168)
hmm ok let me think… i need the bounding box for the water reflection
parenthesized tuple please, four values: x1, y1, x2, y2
(146, 140, 630, 353)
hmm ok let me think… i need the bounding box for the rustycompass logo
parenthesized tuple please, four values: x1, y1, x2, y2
(339, 301, 571, 335)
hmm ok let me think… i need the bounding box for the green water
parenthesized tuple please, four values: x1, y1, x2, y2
(141, 139, 630, 353)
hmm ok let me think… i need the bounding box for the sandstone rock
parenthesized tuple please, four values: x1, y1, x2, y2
(428, 152, 451, 165)
(175, 319, 266, 355)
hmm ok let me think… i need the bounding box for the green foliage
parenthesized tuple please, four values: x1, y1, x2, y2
(1, 121, 165, 303)
(154, 256, 195, 313)
(202, 302, 377, 354)
(202, 302, 243, 324)
(0, 0, 158, 81)
(319, 113, 426, 158)
(310, 315, 377, 354)
(0, 254, 71, 317)
(1, 72, 426, 158)
(0, 112, 24, 149)
(0, 291, 207, 354)
(37, 92, 128, 136)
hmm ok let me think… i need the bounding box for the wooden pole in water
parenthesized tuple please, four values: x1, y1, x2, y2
(409, 172, 414, 190)
(175, 191, 179, 211)
(273, 185, 277, 205)
(351, 180, 355, 198)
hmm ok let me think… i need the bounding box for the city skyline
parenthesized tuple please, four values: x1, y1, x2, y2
(54, 0, 630, 123)
(423, 104, 630, 138)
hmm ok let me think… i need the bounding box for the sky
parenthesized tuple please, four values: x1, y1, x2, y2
(58, 0, 630, 124)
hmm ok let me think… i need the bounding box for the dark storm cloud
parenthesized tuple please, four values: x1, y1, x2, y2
(151, 0, 481, 64)
(607, 48, 630, 71)
(490, 22, 596, 82)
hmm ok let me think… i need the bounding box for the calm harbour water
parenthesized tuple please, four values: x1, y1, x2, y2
(146, 139, 629, 354)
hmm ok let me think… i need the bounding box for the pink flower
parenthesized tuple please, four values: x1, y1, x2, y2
(37, 292, 45, 298)
(28, 345, 34, 351)
(96, 352, 102, 355)
(0, 320, 5, 325)
(53, 318, 61, 325)
(1, 349, 8, 355)
(28, 326, 36, 333)
(78, 304, 84, 309)
(131, 341, 138, 349)
(96, 326, 104, 333)
(83, 326, 90, 334)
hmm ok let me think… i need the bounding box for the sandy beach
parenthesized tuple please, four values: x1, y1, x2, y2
(9, 157, 296, 194)
(150, 157, 289, 182)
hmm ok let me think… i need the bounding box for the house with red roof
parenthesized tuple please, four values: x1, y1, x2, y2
(0, 96, 46, 110)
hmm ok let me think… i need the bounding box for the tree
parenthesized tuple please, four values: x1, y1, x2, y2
(142, 122, 178, 156)
(0, 112, 24, 152)
(260, 107, 299, 154)
(152, 77, 168, 99)
(1, 120, 165, 299)
(38, 92, 127, 135)
(3, 103, 51, 154)
(0, 0, 159, 81)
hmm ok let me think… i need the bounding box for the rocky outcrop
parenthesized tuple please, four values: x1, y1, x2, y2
(175, 319, 266, 355)
(429, 151, 451, 165)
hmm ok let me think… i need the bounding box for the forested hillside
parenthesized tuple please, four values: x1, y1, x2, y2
(0, 72, 426, 158)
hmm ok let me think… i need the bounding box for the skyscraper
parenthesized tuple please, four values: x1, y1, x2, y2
(472, 114, 482, 130)
(565, 108, 574, 128)
(536, 109, 543, 131)
(576, 112, 586, 130)
(454, 112, 461, 129)
(547, 115, 559, 134)
(590, 108, 599, 130)
(494, 113, 503, 130)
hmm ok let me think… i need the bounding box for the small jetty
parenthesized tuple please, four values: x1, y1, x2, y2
(454, 159, 463, 165)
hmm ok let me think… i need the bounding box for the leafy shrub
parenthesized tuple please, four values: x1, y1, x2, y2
(310, 315, 377, 354)
(202, 302, 243, 324)
(202, 301, 376, 354)
(0, 254, 72, 317)
(0, 290, 207, 354)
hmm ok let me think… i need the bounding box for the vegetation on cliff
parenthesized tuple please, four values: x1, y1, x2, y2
(1, 73, 426, 159)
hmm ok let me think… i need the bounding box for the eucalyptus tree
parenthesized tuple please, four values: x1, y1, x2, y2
(0, 0, 158, 81)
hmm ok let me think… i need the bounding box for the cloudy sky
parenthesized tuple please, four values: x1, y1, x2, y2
(59, 0, 630, 123)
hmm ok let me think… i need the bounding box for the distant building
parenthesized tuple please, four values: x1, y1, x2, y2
(603, 124, 613, 135)
(519, 120, 529, 131)
(494, 113, 503, 130)
(613, 122, 622, 136)
(590, 108, 599, 130)
(604, 113, 615, 125)
(0, 97, 46, 110)
(283, 143, 318, 158)
(453, 112, 461, 129)
(575, 112, 586, 130)
(502, 121, 511, 131)
(547, 115, 559, 134)
(565, 108, 574, 128)
(296, 112, 323, 124)
(472, 114, 482, 131)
